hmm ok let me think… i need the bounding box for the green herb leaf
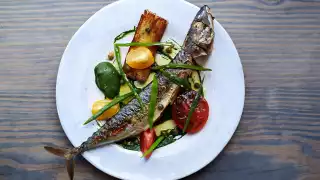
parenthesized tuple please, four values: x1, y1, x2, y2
(152, 63, 212, 71)
(142, 136, 165, 157)
(114, 26, 136, 43)
(83, 91, 135, 125)
(159, 69, 191, 90)
(115, 42, 173, 48)
(114, 45, 144, 109)
(183, 86, 203, 132)
(148, 75, 158, 129)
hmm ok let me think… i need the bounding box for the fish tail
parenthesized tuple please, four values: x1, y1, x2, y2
(44, 146, 76, 180)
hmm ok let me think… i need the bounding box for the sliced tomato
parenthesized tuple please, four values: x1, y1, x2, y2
(172, 91, 209, 133)
(140, 128, 156, 159)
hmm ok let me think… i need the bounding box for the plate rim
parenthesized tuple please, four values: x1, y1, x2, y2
(55, 0, 245, 179)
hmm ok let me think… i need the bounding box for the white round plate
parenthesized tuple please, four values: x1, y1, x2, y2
(56, 0, 245, 179)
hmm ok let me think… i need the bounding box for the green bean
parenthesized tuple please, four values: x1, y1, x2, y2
(152, 64, 212, 71)
(142, 136, 165, 157)
(114, 45, 144, 109)
(83, 91, 135, 125)
(159, 69, 191, 90)
(148, 75, 158, 129)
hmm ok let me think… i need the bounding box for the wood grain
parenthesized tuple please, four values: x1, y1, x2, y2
(1, 0, 320, 179)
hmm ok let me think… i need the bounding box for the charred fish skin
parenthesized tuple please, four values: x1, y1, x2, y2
(184, 5, 215, 64)
(44, 5, 215, 180)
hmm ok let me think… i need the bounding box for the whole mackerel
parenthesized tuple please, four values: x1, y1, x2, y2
(44, 5, 214, 180)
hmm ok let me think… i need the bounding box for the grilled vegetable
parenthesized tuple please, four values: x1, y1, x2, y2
(155, 54, 171, 66)
(155, 39, 181, 65)
(154, 120, 176, 136)
(188, 71, 201, 91)
(134, 72, 155, 89)
(123, 10, 168, 82)
(161, 39, 181, 58)
(172, 90, 209, 133)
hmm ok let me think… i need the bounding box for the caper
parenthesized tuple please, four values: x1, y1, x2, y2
(145, 27, 151, 33)
(157, 104, 164, 110)
(165, 46, 173, 54)
(194, 83, 201, 89)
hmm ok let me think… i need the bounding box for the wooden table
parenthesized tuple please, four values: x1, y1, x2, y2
(1, 0, 320, 179)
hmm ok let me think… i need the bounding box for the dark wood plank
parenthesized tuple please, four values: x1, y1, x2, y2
(1, 0, 320, 180)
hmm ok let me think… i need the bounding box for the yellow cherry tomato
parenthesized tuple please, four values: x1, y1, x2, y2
(91, 99, 120, 120)
(126, 47, 154, 69)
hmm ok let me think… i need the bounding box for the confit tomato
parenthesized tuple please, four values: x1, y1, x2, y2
(126, 47, 155, 69)
(140, 128, 156, 159)
(172, 91, 209, 133)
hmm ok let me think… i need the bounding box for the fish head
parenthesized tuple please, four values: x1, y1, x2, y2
(183, 5, 215, 65)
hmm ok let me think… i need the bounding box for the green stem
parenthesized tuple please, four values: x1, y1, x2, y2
(114, 45, 144, 109)
(183, 86, 203, 132)
(142, 136, 165, 157)
(157, 51, 173, 61)
(114, 26, 136, 43)
(152, 64, 212, 71)
(159, 69, 191, 90)
(148, 75, 158, 129)
(115, 42, 173, 48)
(83, 92, 135, 125)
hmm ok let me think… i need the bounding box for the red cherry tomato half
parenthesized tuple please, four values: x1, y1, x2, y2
(172, 91, 209, 133)
(140, 128, 156, 159)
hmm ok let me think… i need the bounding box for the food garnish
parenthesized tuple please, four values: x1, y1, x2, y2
(158, 69, 191, 89)
(114, 26, 136, 43)
(142, 135, 165, 158)
(115, 42, 173, 47)
(183, 89, 202, 132)
(152, 63, 212, 71)
(148, 75, 158, 129)
(114, 45, 144, 108)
